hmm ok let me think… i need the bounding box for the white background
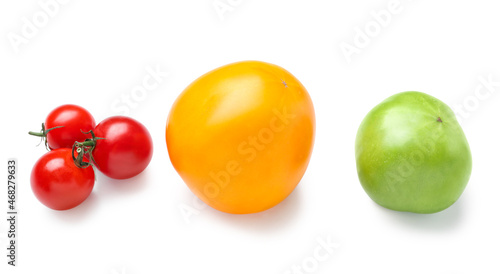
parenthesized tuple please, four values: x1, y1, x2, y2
(1, 0, 500, 273)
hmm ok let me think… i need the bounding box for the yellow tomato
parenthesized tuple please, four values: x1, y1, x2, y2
(166, 61, 315, 214)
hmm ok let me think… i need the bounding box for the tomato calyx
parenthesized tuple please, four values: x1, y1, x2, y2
(28, 123, 64, 150)
(71, 130, 105, 168)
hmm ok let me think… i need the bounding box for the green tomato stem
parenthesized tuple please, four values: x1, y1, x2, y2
(28, 131, 45, 137)
(28, 123, 64, 150)
(71, 129, 105, 169)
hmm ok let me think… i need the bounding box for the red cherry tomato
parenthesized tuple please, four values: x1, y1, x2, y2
(31, 148, 95, 210)
(92, 116, 153, 179)
(44, 104, 96, 149)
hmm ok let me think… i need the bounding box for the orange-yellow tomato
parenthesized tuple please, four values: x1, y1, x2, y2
(166, 61, 315, 214)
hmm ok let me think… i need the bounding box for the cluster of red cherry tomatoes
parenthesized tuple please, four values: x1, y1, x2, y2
(29, 104, 153, 210)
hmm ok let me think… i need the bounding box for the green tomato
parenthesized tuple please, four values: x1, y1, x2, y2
(355, 91, 472, 214)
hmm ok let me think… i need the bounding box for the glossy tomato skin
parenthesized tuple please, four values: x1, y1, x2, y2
(45, 104, 96, 150)
(92, 116, 153, 179)
(166, 61, 315, 214)
(31, 148, 95, 210)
